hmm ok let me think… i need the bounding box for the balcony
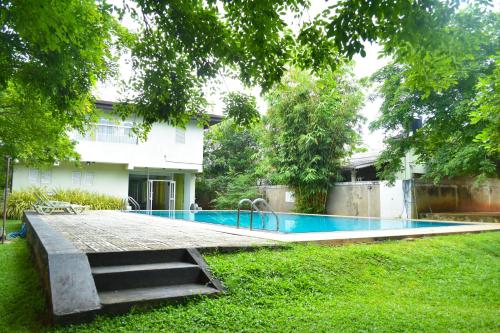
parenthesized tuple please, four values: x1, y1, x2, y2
(72, 121, 138, 145)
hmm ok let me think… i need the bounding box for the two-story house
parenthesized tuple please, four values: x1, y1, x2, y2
(11, 100, 222, 210)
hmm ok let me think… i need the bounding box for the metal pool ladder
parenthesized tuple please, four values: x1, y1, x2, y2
(128, 196, 140, 210)
(237, 198, 280, 231)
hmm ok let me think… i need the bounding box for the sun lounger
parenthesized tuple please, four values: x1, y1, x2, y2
(32, 191, 89, 215)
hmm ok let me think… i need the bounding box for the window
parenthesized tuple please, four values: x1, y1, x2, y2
(40, 171, 52, 185)
(29, 168, 51, 185)
(29, 169, 39, 184)
(83, 172, 94, 186)
(175, 128, 186, 144)
(72, 172, 82, 186)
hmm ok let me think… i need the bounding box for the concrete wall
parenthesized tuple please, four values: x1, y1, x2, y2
(380, 180, 409, 219)
(413, 178, 500, 216)
(260, 183, 382, 217)
(260, 185, 296, 212)
(327, 182, 380, 217)
(256, 177, 500, 218)
(72, 119, 204, 172)
(12, 163, 129, 198)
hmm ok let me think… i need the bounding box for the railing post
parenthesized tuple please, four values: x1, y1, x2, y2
(2, 156, 11, 244)
(249, 209, 253, 230)
(237, 208, 241, 228)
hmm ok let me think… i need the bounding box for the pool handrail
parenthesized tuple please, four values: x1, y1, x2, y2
(252, 198, 280, 231)
(237, 198, 280, 232)
(237, 199, 258, 230)
(128, 196, 140, 210)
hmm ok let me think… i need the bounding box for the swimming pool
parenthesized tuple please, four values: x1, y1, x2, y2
(134, 210, 465, 233)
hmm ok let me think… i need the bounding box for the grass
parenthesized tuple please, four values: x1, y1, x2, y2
(0, 225, 498, 332)
(0, 220, 46, 333)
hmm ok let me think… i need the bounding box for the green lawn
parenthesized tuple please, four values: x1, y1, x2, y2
(0, 220, 46, 333)
(0, 223, 499, 332)
(3, 218, 22, 233)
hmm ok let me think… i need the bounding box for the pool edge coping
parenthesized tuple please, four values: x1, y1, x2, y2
(131, 212, 500, 244)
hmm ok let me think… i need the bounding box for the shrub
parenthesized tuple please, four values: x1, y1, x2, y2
(4, 189, 37, 221)
(211, 173, 260, 210)
(50, 189, 125, 211)
(4, 187, 125, 220)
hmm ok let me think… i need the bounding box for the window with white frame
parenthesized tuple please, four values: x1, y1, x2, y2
(175, 128, 186, 144)
(72, 172, 82, 186)
(83, 172, 94, 186)
(29, 168, 39, 185)
(29, 168, 52, 185)
(40, 170, 52, 185)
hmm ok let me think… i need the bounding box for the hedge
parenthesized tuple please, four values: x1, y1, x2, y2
(3, 188, 125, 220)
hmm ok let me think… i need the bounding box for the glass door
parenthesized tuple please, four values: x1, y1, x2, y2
(146, 180, 176, 211)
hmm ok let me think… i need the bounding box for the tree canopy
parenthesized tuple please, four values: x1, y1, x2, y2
(0, 0, 123, 164)
(264, 67, 364, 213)
(124, 0, 485, 126)
(1, 0, 498, 179)
(371, 6, 499, 183)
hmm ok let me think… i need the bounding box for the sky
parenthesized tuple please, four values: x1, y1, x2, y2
(96, 1, 389, 152)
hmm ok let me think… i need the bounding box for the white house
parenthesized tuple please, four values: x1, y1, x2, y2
(12, 100, 222, 210)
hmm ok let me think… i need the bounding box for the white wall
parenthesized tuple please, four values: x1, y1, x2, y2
(379, 180, 408, 219)
(12, 163, 129, 199)
(73, 120, 204, 172)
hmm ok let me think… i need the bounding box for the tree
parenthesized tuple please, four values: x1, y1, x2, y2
(371, 7, 500, 183)
(264, 67, 363, 213)
(121, 0, 481, 126)
(3, 1, 495, 168)
(0, 0, 125, 164)
(196, 119, 263, 209)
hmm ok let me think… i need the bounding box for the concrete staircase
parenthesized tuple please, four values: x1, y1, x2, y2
(87, 249, 223, 314)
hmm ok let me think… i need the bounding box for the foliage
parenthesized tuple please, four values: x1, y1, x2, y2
(264, 67, 363, 213)
(50, 189, 125, 211)
(371, 8, 500, 183)
(3, 1, 495, 164)
(210, 173, 260, 210)
(0, 83, 80, 166)
(116, 0, 484, 127)
(5, 188, 125, 220)
(0, 0, 124, 164)
(223, 92, 260, 127)
(2, 233, 499, 332)
(120, 1, 299, 127)
(4, 189, 37, 221)
(196, 119, 263, 209)
(299, 1, 495, 95)
(470, 57, 500, 155)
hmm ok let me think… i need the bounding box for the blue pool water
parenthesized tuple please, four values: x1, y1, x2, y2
(134, 210, 465, 233)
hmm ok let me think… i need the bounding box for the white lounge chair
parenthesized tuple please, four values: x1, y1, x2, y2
(32, 191, 89, 215)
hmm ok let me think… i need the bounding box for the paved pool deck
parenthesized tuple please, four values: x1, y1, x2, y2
(41, 211, 276, 252)
(36, 210, 500, 251)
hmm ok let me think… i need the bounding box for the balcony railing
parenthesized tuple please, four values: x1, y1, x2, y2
(73, 124, 138, 144)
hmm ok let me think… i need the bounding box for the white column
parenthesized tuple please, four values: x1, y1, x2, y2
(183, 173, 196, 210)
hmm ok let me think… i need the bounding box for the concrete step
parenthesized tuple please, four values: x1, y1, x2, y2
(87, 248, 224, 316)
(87, 249, 190, 267)
(92, 264, 205, 291)
(98, 284, 219, 314)
(99, 284, 219, 305)
(91, 262, 198, 274)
